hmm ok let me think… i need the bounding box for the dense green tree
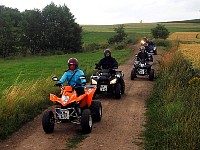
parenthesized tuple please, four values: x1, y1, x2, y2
(151, 24, 170, 39)
(0, 3, 82, 57)
(0, 6, 21, 57)
(20, 9, 44, 55)
(42, 3, 82, 54)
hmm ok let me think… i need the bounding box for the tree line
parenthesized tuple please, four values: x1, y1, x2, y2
(0, 2, 82, 58)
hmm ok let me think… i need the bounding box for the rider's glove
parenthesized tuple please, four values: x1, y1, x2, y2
(54, 83, 62, 87)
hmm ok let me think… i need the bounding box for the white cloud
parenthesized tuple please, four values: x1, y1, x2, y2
(0, 0, 199, 25)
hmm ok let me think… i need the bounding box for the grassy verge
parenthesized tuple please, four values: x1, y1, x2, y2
(144, 49, 200, 149)
(65, 130, 88, 149)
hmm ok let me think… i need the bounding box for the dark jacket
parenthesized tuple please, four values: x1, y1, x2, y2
(137, 52, 149, 61)
(98, 57, 118, 69)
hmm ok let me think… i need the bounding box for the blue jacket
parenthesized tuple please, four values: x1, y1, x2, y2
(58, 67, 86, 88)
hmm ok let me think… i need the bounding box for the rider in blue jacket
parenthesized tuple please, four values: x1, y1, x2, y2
(55, 58, 86, 96)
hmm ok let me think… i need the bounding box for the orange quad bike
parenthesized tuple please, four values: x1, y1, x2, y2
(42, 76, 102, 134)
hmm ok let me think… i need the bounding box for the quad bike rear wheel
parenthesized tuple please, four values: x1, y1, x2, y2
(42, 110, 55, 134)
(115, 83, 121, 99)
(90, 100, 102, 122)
(149, 69, 154, 81)
(81, 109, 92, 134)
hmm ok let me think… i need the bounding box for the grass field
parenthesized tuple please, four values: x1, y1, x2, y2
(81, 22, 200, 45)
(0, 49, 133, 140)
(168, 32, 200, 42)
(1, 21, 200, 146)
(168, 32, 200, 69)
(82, 22, 200, 34)
(178, 43, 200, 69)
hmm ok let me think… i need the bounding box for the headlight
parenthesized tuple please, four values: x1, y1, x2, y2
(91, 79, 97, 85)
(140, 64, 145, 67)
(115, 74, 120, 78)
(62, 96, 69, 104)
(110, 78, 117, 84)
(141, 40, 145, 44)
(153, 47, 157, 50)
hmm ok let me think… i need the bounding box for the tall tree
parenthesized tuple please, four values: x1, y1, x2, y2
(42, 3, 82, 54)
(20, 9, 44, 55)
(0, 6, 21, 57)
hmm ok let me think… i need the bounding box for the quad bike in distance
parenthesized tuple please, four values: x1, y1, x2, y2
(131, 56, 154, 81)
(90, 64, 125, 99)
(145, 42, 157, 55)
(42, 76, 102, 134)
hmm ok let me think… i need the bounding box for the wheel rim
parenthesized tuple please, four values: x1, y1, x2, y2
(89, 115, 92, 128)
(99, 107, 102, 117)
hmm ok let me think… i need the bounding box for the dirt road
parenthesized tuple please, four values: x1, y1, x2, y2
(0, 45, 160, 150)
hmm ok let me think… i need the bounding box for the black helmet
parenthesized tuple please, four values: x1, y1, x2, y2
(104, 49, 111, 58)
(140, 46, 145, 52)
(67, 58, 78, 70)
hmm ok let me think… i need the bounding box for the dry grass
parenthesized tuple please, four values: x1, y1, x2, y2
(168, 32, 200, 42)
(178, 44, 200, 69)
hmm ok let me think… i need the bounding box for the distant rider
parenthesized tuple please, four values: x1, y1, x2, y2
(136, 46, 152, 73)
(97, 49, 118, 69)
(55, 58, 86, 96)
(137, 46, 149, 61)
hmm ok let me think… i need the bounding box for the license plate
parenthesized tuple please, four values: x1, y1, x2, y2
(100, 85, 107, 91)
(139, 69, 145, 74)
(56, 108, 69, 119)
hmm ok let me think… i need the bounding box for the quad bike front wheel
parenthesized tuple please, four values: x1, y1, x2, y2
(42, 110, 55, 134)
(121, 79, 125, 94)
(115, 83, 121, 99)
(81, 109, 92, 134)
(149, 69, 154, 81)
(90, 100, 102, 122)
(154, 49, 157, 55)
(131, 68, 137, 80)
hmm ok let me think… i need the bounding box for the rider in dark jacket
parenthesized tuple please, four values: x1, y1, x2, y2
(137, 46, 149, 61)
(97, 49, 118, 69)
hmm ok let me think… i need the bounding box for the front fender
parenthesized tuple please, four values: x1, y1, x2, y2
(79, 87, 96, 107)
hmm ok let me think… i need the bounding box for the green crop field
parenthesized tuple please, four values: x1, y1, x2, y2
(81, 21, 200, 44)
(82, 22, 200, 33)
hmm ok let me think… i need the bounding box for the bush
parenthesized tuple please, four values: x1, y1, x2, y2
(154, 39, 172, 48)
(114, 44, 126, 50)
(108, 24, 127, 44)
(83, 43, 109, 52)
(151, 24, 170, 39)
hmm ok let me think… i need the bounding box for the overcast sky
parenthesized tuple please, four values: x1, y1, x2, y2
(1, 0, 200, 25)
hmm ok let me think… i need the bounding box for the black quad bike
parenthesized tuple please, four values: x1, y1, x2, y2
(145, 42, 157, 55)
(131, 56, 154, 81)
(90, 64, 125, 99)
